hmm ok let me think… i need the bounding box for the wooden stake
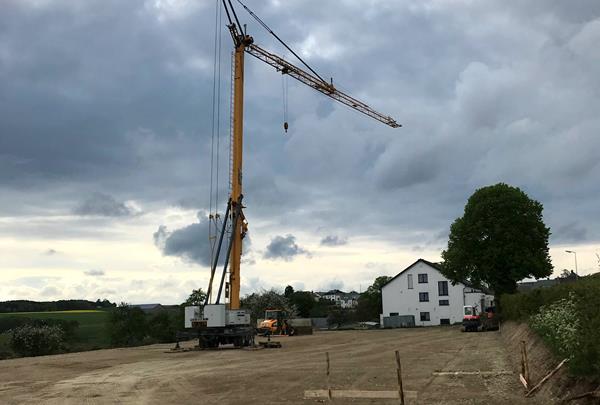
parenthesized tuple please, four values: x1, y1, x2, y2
(326, 352, 332, 401)
(522, 341, 530, 384)
(525, 358, 569, 398)
(395, 350, 405, 405)
(519, 343, 525, 381)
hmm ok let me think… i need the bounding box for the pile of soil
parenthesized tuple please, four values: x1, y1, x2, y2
(500, 321, 598, 404)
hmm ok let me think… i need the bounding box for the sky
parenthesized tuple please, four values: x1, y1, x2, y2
(1, 0, 599, 304)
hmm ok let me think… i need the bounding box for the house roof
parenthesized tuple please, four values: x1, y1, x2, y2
(381, 258, 492, 294)
(130, 303, 163, 311)
(381, 258, 441, 289)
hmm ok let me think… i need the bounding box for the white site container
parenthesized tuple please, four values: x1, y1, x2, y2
(203, 304, 227, 327)
(227, 310, 250, 326)
(184, 305, 200, 328)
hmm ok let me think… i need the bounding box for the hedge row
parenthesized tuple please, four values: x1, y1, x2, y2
(500, 275, 600, 376)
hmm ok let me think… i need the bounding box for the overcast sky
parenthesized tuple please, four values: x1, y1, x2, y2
(1, 0, 599, 304)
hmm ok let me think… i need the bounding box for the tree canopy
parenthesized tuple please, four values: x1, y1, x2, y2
(240, 289, 297, 322)
(441, 183, 553, 296)
(356, 276, 391, 321)
(182, 289, 207, 306)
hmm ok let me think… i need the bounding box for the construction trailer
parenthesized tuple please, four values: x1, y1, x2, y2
(184, 0, 399, 348)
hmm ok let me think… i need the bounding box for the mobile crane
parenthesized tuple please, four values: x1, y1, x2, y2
(185, 0, 400, 348)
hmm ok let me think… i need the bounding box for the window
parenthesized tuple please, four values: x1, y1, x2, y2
(438, 281, 449, 296)
(390, 312, 399, 316)
(407, 274, 413, 289)
(420, 312, 430, 321)
(418, 273, 428, 283)
(419, 292, 429, 302)
(439, 299, 449, 306)
(440, 318, 450, 325)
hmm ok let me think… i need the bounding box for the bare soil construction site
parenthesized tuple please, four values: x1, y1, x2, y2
(0, 326, 553, 405)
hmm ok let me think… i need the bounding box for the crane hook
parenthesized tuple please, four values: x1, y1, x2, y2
(284, 121, 288, 133)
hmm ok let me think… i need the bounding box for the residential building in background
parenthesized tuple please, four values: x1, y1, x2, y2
(380, 259, 494, 327)
(315, 289, 360, 309)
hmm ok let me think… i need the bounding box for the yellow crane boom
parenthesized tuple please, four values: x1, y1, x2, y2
(209, 1, 400, 311)
(246, 43, 401, 128)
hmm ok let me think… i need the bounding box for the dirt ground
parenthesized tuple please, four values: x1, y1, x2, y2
(0, 326, 549, 404)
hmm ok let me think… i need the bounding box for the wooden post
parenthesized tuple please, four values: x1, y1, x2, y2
(519, 342, 526, 384)
(525, 358, 569, 397)
(521, 340, 530, 383)
(326, 352, 332, 401)
(395, 350, 405, 405)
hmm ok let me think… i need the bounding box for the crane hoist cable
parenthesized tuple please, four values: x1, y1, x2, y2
(234, 0, 328, 85)
(282, 65, 289, 133)
(208, 0, 225, 301)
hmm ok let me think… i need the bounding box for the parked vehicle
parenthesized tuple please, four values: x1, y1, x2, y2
(461, 305, 499, 332)
(257, 309, 295, 336)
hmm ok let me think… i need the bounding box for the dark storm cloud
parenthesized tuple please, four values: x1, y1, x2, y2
(154, 212, 216, 267)
(553, 222, 588, 243)
(264, 234, 310, 261)
(74, 192, 136, 217)
(1, 0, 600, 253)
(320, 235, 348, 247)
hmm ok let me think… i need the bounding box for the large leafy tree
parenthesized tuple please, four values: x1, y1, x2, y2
(441, 183, 553, 296)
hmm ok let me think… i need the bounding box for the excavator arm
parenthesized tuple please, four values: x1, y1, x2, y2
(245, 43, 400, 128)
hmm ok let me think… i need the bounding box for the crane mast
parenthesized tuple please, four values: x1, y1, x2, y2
(228, 31, 252, 309)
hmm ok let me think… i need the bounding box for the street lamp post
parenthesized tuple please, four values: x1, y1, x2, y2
(565, 250, 578, 276)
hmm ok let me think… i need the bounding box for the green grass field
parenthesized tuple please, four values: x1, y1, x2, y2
(0, 310, 111, 352)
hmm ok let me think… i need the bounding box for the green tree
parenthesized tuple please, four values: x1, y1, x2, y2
(327, 307, 351, 328)
(148, 311, 177, 343)
(108, 304, 148, 346)
(441, 183, 553, 296)
(183, 288, 207, 306)
(356, 276, 392, 321)
(240, 289, 296, 323)
(289, 291, 315, 318)
(284, 285, 294, 298)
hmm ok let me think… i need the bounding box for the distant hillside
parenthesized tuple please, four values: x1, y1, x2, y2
(0, 299, 116, 313)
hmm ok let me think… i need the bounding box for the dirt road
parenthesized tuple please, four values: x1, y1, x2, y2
(0, 327, 547, 404)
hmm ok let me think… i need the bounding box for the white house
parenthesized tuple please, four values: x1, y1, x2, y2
(380, 259, 494, 327)
(339, 291, 360, 309)
(316, 290, 360, 309)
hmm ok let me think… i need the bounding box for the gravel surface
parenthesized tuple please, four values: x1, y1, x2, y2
(0, 326, 550, 404)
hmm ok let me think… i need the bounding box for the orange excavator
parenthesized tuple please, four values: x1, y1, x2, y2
(257, 309, 295, 336)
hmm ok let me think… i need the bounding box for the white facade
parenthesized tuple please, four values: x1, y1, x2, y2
(381, 259, 494, 327)
(317, 290, 359, 309)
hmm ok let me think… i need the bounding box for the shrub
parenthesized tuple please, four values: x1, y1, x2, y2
(530, 293, 580, 359)
(9, 324, 65, 357)
(500, 275, 600, 376)
(0, 317, 79, 342)
(148, 311, 177, 343)
(108, 304, 148, 346)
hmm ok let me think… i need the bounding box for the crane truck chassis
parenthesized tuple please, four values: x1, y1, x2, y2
(185, 304, 255, 348)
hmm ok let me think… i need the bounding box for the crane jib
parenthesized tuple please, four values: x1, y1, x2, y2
(245, 44, 400, 128)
